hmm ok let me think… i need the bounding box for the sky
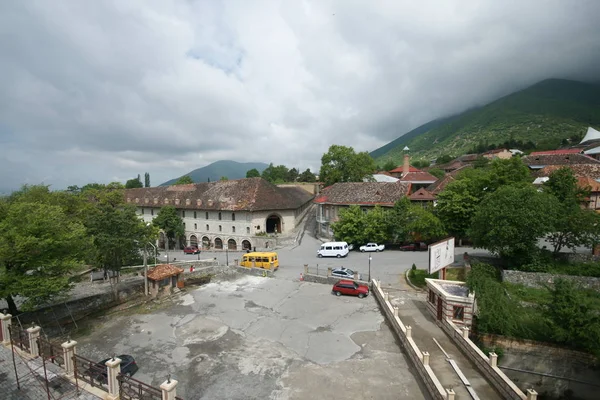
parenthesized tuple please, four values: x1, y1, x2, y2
(1, 0, 600, 192)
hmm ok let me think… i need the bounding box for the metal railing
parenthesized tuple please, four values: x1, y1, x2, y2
(38, 336, 65, 368)
(118, 373, 163, 400)
(9, 324, 30, 353)
(73, 353, 107, 389)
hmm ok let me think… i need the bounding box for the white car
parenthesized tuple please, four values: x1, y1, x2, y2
(331, 267, 360, 280)
(359, 243, 385, 252)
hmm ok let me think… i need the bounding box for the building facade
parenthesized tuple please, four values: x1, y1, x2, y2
(125, 178, 314, 251)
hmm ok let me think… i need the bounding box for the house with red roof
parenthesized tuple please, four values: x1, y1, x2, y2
(389, 155, 438, 192)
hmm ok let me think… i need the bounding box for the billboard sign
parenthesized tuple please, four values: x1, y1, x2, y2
(428, 237, 455, 274)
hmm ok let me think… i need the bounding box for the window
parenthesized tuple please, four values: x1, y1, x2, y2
(219, 225, 222, 232)
(232, 226, 236, 233)
(206, 224, 209, 231)
(182, 211, 186, 218)
(246, 227, 250, 234)
(205, 212, 209, 220)
(232, 213, 235, 221)
(194, 211, 197, 218)
(218, 212, 222, 220)
(453, 306, 464, 321)
(194, 223, 197, 230)
(151, 209, 154, 216)
(428, 290, 436, 304)
(141, 208, 144, 215)
(183, 223, 186, 229)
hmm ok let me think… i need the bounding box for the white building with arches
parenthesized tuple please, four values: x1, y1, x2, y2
(125, 178, 314, 251)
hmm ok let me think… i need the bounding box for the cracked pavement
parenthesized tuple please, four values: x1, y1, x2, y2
(75, 274, 428, 399)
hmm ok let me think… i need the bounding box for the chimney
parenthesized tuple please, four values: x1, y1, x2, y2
(403, 154, 410, 177)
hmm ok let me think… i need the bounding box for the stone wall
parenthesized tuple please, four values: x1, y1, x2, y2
(480, 334, 599, 400)
(502, 270, 600, 290)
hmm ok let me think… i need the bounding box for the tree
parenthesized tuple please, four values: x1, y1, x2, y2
(436, 154, 454, 164)
(435, 179, 481, 242)
(379, 159, 397, 172)
(246, 168, 261, 178)
(319, 145, 376, 187)
(175, 175, 194, 185)
(286, 168, 299, 182)
(473, 156, 490, 169)
(469, 185, 560, 261)
(0, 201, 88, 314)
(220, 176, 229, 181)
(144, 172, 151, 187)
(405, 205, 446, 242)
(298, 168, 316, 182)
(125, 175, 143, 188)
(261, 164, 289, 183)
(428, 168, 445, 179)
(543, 168, 600, 253)
(153, 206, 184, 250)
(84, 186, 156, 279)
(412, 159, 431, 169)
(331, 206, 368, 245)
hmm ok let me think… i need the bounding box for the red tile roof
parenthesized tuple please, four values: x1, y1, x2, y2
(534, 164, 600, 179)
(147, 264, 184, 281)
(529, 149, 583, 156)
(522, 153, 600, 167)
(409, 188, 436, 201)
(389, 165, 422, 173)
(426, 165, 473, 195)
(314, 182, 411, 206)
(125, 178, 314, 211)
(398, 171, 438, 183)
(577, 177, 600, 192)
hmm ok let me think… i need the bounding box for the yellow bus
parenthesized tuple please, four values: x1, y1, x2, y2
(240, 252, 279, 270)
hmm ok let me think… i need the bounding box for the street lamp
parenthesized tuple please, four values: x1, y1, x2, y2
(368, 255, 372, 282)
(144, 242, 157, 297)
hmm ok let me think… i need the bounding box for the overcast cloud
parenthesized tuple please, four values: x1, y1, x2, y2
(1, 0, 599, 191)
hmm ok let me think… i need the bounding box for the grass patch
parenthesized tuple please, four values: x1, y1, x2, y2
(408, 269, 437, 288)
(446, 267, 466, 281)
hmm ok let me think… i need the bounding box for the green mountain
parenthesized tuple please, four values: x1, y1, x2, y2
(371, 79, 600, 164)
(160, 160, 269, 186)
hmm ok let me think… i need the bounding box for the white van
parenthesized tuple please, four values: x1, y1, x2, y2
(317, 242, 350, 258)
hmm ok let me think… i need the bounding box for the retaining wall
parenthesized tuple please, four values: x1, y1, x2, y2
(502, 270, 600, 290)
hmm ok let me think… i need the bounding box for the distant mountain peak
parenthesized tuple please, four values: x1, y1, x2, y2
(160, 160, 269, 186)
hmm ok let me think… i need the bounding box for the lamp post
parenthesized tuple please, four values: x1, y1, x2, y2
(144, 242, 157, 296)
(368, 255, 372, 282)
(225, 243, 229, 266)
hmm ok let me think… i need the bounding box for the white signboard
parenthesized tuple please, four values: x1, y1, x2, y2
(428, 237, 455, 274)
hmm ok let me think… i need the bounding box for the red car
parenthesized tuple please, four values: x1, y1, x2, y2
(332, 280, 369, 298)
(183, 246, 200, 254)
(399, 242, 428, 251)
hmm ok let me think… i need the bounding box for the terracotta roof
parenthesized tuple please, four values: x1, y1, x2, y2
(409, 188, 436, 201)
(457, 154, 479, 162)
(147, 264, 184, 281)
(483, 148, 509, 155)
(529, 149, 583, 156)
(375, 170, 393, 176)
(389, 165, 422, 174)
(522, 153, 600, 167)
(534, 164, 600, 180)
(577, 177, 600, 192)
(314, 182, 411, 206)
(398, 171, 438, 183)
(426, 165, 473, 195)
(125, 178, 314, 211)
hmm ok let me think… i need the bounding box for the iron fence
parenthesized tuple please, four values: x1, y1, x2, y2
(73, 353, 107, 389)
(9, 324, 30, 352)
(118, 374, 163, 400)
(38, 336, 65, 368)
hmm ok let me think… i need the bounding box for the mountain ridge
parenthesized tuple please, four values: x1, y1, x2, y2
(160, 160, 269, 186)
(371, 78, 600, 163)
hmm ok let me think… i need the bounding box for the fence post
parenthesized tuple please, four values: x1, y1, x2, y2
(526, 389, 538, 400)
(446, 388, 456, 400)
(489, 352, 498, 368)
(160, 376, 178, 400)
(422, 351, 430, 366)
(61, 339, 77, 376)
(462, 326, 470, 340)
(406, 326, 412, 339)
(0, 312, 12, 345)
(304, 264, 308, 274)
(393, 306, 399, 318)
(384, 291, 389, 301)
(27, 326, 42, 357)
(327, 267, 332, 277)
(105, 357, 121, 400)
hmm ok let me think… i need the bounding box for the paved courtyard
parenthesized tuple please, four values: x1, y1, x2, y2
(75, 274, 428, 399)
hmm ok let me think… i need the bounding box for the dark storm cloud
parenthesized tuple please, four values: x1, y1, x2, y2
(0, 0, 599, 191)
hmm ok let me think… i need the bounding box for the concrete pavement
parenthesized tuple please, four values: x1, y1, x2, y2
(75, 274, 429, 399)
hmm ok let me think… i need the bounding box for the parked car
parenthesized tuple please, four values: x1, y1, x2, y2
(332, 280, 369, 298)
(359, 243, 385, 252)
(331, 267, 360, 280)
(87, 354, 139, 383)
(183, 246, 200, 254)
(399, 242, 428, 251)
